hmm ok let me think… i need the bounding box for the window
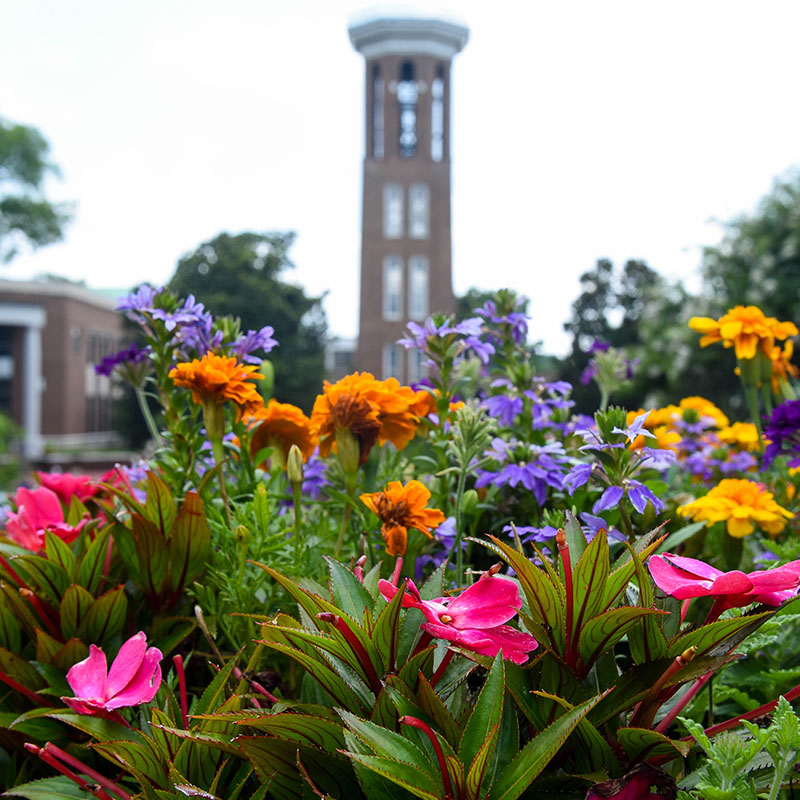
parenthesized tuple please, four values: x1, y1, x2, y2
(383, 183, 403, 238)
(372, 65, 384, 160)
(407, 348, 426, 384)
(408, 255, 429, 321)
(398, 61, 418, 157)
(409, 182, 429, 238)
(382, 343, 403, 379)
(383, 256, 403, 321)
(431, 66, 444, 162)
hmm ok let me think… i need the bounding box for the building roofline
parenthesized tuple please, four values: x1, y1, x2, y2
(0, 279, 120, 311)
(349, 17, 469, 60)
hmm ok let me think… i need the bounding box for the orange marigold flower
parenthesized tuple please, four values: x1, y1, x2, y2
(717, 422, 762, 453)
(169, 353, 264, 417)
(689, 306, 798, 361)
(310, 372, 424, 467)
(360, 480, 446, 556)
(770, 339, 799, 393)
(244, 399, 317, 469)
(679, 396, 730, 429)
(625, 409, 682, 452)
(677, 478, 793, 538)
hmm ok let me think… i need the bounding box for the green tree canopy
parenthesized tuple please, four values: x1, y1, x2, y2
(0, 117, 71, 263)
(168, 231, 327, 411)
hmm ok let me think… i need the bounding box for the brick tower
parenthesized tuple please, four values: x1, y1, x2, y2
(349, 17, 469, 382)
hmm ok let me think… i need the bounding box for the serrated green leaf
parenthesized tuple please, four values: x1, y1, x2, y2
(131, 515, 169, 597)
(616, 726, 691, 761)
(489, 693, 604, 800)
(571, 523, 610, 636)
(459, 652, 504, 767)
(466, 719, 500, 800)
(579, 607, 667, 667)
(232, 712, 345, 751)
(343, 752, 443, 800)
(76, 526, 112, 595)
(59, 584, 94, 641)
(14, 555, 69, 604)
(604, 530, 667, 609)
(563, 509, 587, 562)
(371, 576, 406, 673)
(193, 654, 239, 716)
(415, 672, 461, 749)
(0, 643, 44, 688)
(326, 557, 374, 621)
(44, 531, 76, 578)
(44, 710, 140, 742)
(667, 611, 773, 658)
(92, 739, 169, 788)
(168, 491, 211, 593)
(624, 542, 668, 664)
(144, 471, 177, 535)
(2, 776, 94, 799)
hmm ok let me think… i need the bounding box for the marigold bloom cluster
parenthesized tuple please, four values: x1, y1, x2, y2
(169, 352, 264, 416)
(677, 478, 793, 537)
(360, 480, 445, 556)
(689, 305, 798, 360)
(716, 422, 761, 453)
(244, 399, 317, 468)
(310, 372, 431, 466)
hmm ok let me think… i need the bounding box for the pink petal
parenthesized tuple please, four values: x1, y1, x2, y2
(421, 622, 495, 652)
(750, 588, 799, 607)
(15, 486, 64, 529)
(749, 564, 800, 591)
(445, 575, 521, 629)
(105, 632, 148, 699)
(648, 555, 714, 599)
(709, 571, 753, 595)
(5, 514, 45, 551)
(61, 696, 106, 716)
(378, 579, 450, 625)
(476, 625, 539, 664)
(661, 553, 723, 581)
(105, 647, 163, 709)
(66, 645, 108, 702)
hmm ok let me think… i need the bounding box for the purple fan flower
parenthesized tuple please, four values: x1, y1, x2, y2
(483, 394, 523, 426)
(563, 463, 592, 494)
(151, 294, 208, 332)
(232, 326, 278, 364)
(593, 485, 624, 514)
(612, 412, 655, 444)
(116, 285, 162, 324)
(580, 513, 625, 543)
(94, 343, 151, 377)
(626, 479, 664, 514)
(503, 524, 558, 544)
(763, 400, 800, 467)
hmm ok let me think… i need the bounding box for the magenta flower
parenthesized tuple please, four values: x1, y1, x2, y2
(379, 574, 538, 664)
(37, 472, 98, 505)
(62, 632, 163, 715)
(5, 486, 90, 552)
(648, 553, 800, 609)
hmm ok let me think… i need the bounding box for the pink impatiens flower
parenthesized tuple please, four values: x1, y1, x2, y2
(37, 471, 98, 505)
(4, 486, 90, 552)
(62, 632, 163, 715)
(379, 573, 538, 664)
(648, 553, 800, 610)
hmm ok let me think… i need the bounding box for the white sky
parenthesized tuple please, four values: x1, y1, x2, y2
(2, 0, 799, 355)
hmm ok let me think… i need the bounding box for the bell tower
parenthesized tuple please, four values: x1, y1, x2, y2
(349, 17, 469, 382)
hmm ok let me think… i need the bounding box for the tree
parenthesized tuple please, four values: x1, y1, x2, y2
(168, 232, 327, 411)
(0, 118, 71, 263)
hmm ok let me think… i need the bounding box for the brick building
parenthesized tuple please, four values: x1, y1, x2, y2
(349, 17, 468, 382)
(0, 279, 124, 460)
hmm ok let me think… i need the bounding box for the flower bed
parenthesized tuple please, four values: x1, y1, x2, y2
(2, 290, 800, 798)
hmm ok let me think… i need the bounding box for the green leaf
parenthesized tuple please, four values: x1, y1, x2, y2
(604, 530, 667, 609)
(59, 584, 94, 640)
(667, 611, 773, 658)
(338, 709, 437, 776)
(144, 470, 177, 535)
(616, 726, 691, 761)
(13, 555, 69, 604)
(563, 509, 587, 562)
(655, 521, 706, 553)
(624, 541, 668, 664)
(343, 752, 443, 800)
(193, 653, 239, 716)
(92, 739, 169, 788)
(488, 693, 604, 800)
(76, 526, 112, 595)
(579, 607, 667, 667)
(466, 720, 500, 800)
(231, 712, 345, 752)
(459, 652, 505, 768)
(168, 491, 211, 592)
(371, 576, 406, 673)
(571, 522, 610, 635)
(415, 672, 461, 749)
(79, 585, 127, 645)
(2, 776, 94, 799)
(326, 557, 374, 621)
(44, 710, 139, 742)
(44, 531, 76, 578)
(131, 515, 169, 597)
(0, 644, 43, 688)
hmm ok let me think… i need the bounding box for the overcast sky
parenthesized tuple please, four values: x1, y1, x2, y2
(2, 0, 799, 355)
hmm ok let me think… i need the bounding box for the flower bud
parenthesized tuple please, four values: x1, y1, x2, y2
(287, 444, 304, 485)
(461, 488, 479, 518)
(335, 426, 361, 477)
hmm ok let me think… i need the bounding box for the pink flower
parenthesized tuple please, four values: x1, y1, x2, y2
(648, 553, 800, 609)
(378, 574, 538, 664)
(4, 486, 90, 552)
(37, 471, 98, 505)
(62, 632, 163, 715)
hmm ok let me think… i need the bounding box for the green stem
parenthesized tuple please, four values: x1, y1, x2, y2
(454, 468, 468, 587)
(743, 383, 763, 438)
(618, 502, 636, 543)
(135, 385, 162, 446)
(599, 388, 610, 412)
(292, 480, 303, 567)
(335, 503, 352, 560)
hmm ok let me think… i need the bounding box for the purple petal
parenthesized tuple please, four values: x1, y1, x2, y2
(593, 486, 624, 514)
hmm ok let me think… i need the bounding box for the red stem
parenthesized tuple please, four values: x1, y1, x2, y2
(317, 613, 383, 695)
(411, 631, 434, 659)
(400, 716, 454, 800)
(20, 588, 62, 640)
(556, 530, 575, 666)
(0, 669, 57, 707)
(0, 554, 31, 590)
(655, 672, 714, 733)
(431, 649, 454, 689)
(391, 556, 404, 587)
(26, 744, 113, 800)
(40, 743, 133, 800)
(173, 654, 189, 728)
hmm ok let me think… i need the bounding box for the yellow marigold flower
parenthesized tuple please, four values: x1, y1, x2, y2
(770, 339, 799, 393)
(677, 478, 793, 538)
(625, 409, 681, 452)
(244, 399, 317, 469)
(679, 396, 730, 429)
(169, 353, 264, 417)
(647, 405, 681, 427)
(717, 422, 762, 453)
(310, 372, 424, 467)
(689, 306, 798, 360)
(360, 480, 446, 556)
